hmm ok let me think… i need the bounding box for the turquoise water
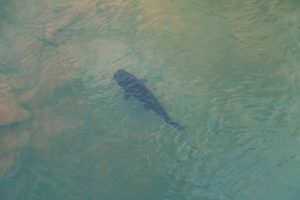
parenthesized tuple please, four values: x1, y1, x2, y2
(1, 0, 300, 199)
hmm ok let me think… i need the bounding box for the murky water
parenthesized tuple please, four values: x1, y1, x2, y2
(1, 0, 300, 199)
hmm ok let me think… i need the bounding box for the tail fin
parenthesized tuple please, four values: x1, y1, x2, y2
(167, 121, 186, 131)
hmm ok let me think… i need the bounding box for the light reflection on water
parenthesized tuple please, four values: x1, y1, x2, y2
(1, 0, 300, 199)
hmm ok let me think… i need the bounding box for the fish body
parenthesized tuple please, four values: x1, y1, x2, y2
(113, 69, 185, 130)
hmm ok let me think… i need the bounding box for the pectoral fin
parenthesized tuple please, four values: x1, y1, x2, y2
(124, 91, 131, 100)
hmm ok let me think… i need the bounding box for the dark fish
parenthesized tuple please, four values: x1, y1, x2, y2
(113, 69, 185, 130)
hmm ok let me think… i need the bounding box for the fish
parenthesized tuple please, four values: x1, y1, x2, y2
(113, 69, 185, 130)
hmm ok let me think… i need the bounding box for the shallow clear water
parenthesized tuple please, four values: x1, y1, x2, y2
(1, 0, 300, 199)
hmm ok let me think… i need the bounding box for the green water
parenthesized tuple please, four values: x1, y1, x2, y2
(1, 0, 300, 199)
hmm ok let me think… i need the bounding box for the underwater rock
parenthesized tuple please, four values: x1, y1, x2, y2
(0, 152, 19, 177)
(18, 88, 38, 104)
(0, 130, 30, 177)
(219, 0, 282, 62)
(30, 108, 84, 150)
(0, 75, 31, 126)
(44, 1, 97, 41)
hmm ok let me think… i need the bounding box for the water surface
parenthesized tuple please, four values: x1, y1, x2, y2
(1, 0, 300, 199)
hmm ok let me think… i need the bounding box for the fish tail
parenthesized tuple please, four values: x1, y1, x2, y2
(167, 120, 186, 131)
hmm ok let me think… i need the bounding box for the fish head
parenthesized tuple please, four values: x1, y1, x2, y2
(113, 69, 130, 83)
